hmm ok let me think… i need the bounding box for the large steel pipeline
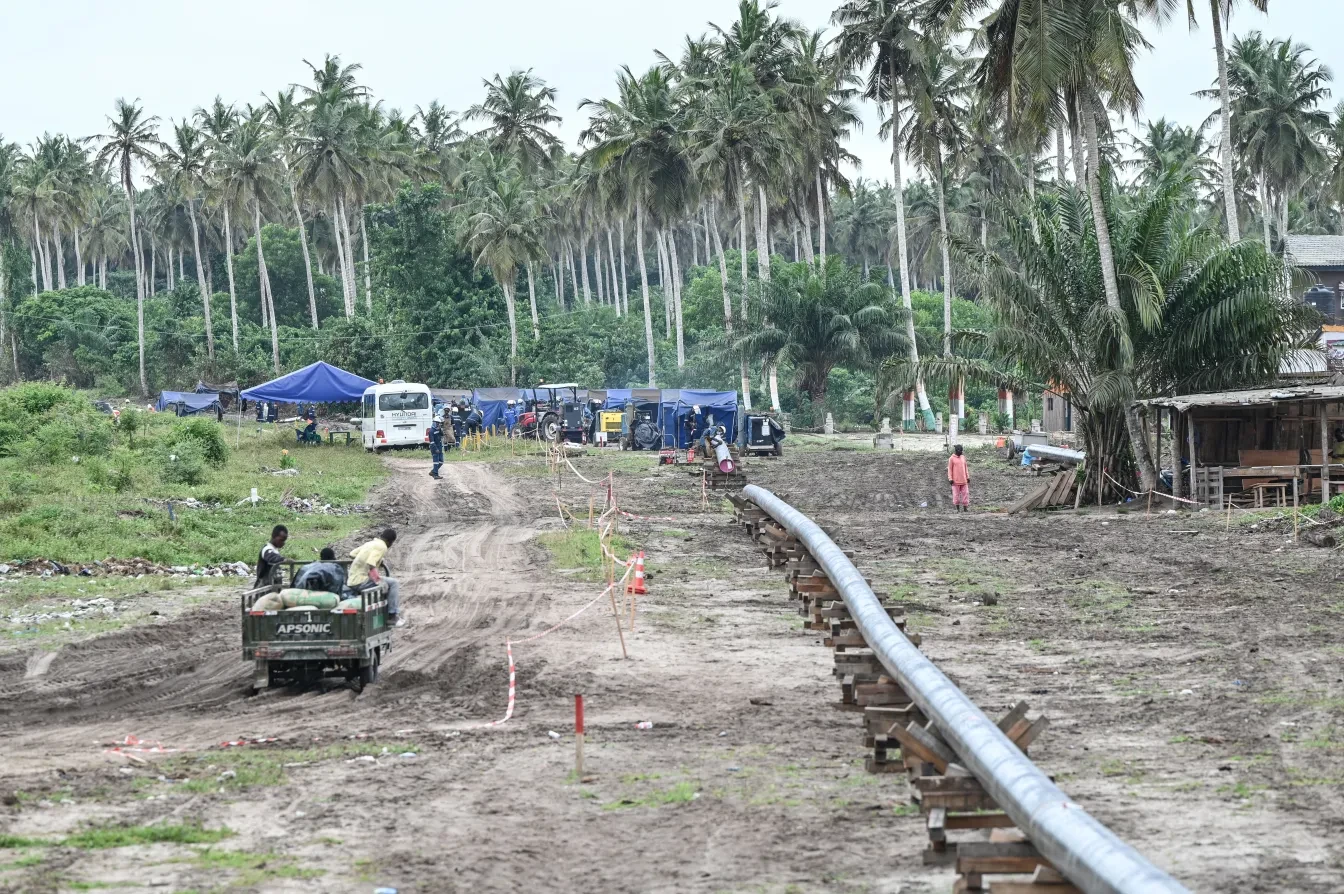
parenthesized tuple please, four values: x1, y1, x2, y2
(742, 485, 1189, 894)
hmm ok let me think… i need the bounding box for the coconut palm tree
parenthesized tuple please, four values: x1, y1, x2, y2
(832, 0, 935, 428)
(463, 163, 542, 386)
(216, 115, 282, 372)
(159, 121, 216, 355)
(581, 65, 693, 386)
(293, 92, 365, 315)
(93, 99, 161, 395)
(265, 88, 320, 329)
(1139, 0, 1269, 243)
(466, 70, 563, 174)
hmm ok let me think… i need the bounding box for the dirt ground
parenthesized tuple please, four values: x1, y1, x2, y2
(1, 437, 1341, 893)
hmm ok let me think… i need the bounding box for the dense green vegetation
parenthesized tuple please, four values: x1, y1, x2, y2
(0, 383, 383, 564)
(0, 0, 1334, 493)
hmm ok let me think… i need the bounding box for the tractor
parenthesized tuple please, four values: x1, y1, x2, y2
(518, 384, 585, 443)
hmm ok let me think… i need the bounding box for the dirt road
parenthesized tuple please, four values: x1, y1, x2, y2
(1, 445, 1340, 892)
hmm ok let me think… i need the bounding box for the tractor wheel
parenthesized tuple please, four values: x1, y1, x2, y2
(773, 442, 784, 458)
(541, 413, 561, 442)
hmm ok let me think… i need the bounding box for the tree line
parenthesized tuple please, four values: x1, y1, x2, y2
(0, 0, 1333, 498)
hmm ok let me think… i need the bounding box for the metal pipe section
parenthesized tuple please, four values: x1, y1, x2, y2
(1023, 444, 1086, 465)
(742, 485, 1189, 894)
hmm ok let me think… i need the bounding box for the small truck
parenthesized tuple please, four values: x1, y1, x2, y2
(241, 559, 393, 692)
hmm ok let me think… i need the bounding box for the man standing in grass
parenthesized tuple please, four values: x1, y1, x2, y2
(948, 444, 971, 512)
(349, 529, 404, 628)
(429, 413, 445, 480)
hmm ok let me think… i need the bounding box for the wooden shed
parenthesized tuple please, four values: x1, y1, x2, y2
(1138, 385, 1344, 508)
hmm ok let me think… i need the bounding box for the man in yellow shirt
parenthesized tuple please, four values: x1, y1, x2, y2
(349, 529, 404, 628)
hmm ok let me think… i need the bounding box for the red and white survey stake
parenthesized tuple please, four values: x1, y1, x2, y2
(574, 694, 585, 777)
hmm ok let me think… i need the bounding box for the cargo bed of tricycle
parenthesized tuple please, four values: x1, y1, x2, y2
(241, 559, 393, 691)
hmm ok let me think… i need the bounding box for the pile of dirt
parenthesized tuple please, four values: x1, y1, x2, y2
(0, 557, 252, 578)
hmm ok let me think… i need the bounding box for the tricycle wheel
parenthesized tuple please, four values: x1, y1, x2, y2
(359, 647, 381, 687)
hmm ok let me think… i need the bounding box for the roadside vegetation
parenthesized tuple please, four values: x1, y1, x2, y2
(0, 382, 384, 566)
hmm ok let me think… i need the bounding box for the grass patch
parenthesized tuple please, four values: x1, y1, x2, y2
(538, 529, 635, 581)
(190, 848, 324, 884)
(159, 740, 418, 793)
(603, 781, 698, 810)
(63, 823, 232, 849)
(0, 835, 46, 849)
(0, 409, 384, 566)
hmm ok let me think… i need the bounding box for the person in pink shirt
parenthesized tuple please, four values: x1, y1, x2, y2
(948, 444, 970, 511)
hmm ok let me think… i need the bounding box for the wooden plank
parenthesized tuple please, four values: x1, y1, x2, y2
(891, 723, 954, 772)
(997, 701, 1030, 734)
(1016, 716, 1050, 751)
(955, 841, 1047, 875)
(989, 884, 1081, 894)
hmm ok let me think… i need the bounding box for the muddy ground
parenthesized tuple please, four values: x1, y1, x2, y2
(0, 438, 1340, 893)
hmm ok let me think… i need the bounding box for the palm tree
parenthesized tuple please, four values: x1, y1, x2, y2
(159, 121, 216, 355)
(1126, 118, 1219, 190)
(978, 0, 1159, 486)
(832, 0, 935, 429)
(216, 115, 282, 373)
(904, 39, 969, 361)
(903, 172, 1315, 502)
(266, 88, 320, 329)
(463, 164, 542, 386)
(734, 256, 905, 411)
(1220, 34, 1331, 249)
(294, 92, 365, 315)
(582, 66, 693, 386)
(466, 70, 563, 173)
(93, 99, 161, 395)
(1140, 0, 1269, 243)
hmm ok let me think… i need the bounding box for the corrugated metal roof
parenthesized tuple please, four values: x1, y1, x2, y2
(1138, 383, 1344, 411)
(1285, 234, 1344, 268)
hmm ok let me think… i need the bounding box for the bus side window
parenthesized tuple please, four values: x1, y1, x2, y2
(363, 394, 375, 419)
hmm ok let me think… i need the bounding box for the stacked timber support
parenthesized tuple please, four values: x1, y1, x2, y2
(727, 493, 1069, 894)
(691, 443, 748, 489)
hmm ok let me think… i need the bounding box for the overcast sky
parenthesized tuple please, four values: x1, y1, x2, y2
(4, 0, 1340, 181)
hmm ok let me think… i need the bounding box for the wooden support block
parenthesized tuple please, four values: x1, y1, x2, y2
(988, 884, 1081, 894)
(891, 722, 955, 772)
(863, 756, 908, 774)
(927, 807, 947, 843)
(952, 877, 984, 894)
(1016, 716, 1050, 751)
(955, 842, 1047, 876)
(917, 781, 1000, 813)
(922, 842, 959, 867)
(944, 811, 1015, 831)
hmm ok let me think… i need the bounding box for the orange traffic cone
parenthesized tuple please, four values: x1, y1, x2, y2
(626, 551, 648, 595)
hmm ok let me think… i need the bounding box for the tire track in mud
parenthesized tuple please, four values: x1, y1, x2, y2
(0, 458, 545, 762)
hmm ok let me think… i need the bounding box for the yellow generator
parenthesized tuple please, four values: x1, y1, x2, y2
(597, 411, 624, 446)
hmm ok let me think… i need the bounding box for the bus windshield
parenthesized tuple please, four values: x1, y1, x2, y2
(379, 392, 429, 412)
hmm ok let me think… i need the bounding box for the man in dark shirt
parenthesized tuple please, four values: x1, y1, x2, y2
(292, 547, 347, 594)
(254, 525, 289, 588)
(429, 413, 445, 479)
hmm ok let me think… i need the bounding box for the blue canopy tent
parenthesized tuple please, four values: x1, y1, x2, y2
(240, 362, 376, 405)
(661, 389, 739, 448)
(156, 391, 221, 416)
(472, 387, 524, 430)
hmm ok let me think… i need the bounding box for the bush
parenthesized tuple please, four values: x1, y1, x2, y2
(18, 418, 114, 466)
(116, 408, 144, 447)
(155, 441, 207, 485)
(0, 382, 77, 420)
(168, 418, 229, 467)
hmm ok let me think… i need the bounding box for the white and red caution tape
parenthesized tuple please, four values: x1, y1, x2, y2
(104, 735, 176, 759)
(480, 559, 636, 728)
(1102, 470, 1204, 507)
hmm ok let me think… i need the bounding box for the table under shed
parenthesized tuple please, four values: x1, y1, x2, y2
(1137, 385, 1344, 508)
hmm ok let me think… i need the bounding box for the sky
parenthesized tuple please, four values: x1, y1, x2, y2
(3, 0, 1341, 182)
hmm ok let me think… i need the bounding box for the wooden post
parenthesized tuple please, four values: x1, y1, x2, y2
(1171, 411, 1184, 502)
(1293, 476, 1300, 543)
(1187, 411, 1198, 505)
(605, 522, 628, 659)
(1319, 402, 1330, 505)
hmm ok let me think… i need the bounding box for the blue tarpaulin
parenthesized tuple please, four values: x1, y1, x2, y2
(156, 391, 221, 415)
(471, 387, 524, 430)
(240, 362, 376, 404)
(662, 389, 738, 447)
